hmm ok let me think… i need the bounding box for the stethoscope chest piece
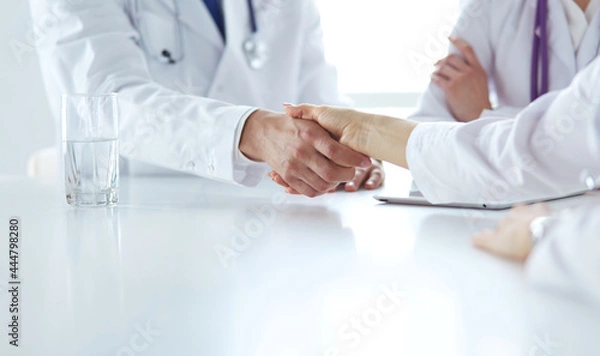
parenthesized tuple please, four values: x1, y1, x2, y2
(243, 36, 269, 70)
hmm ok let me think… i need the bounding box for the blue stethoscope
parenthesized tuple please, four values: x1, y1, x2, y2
(531, 0, 550, 101)
(243, 0, 269, 70)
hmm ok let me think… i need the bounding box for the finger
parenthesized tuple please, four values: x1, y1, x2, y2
(309, 151, 357, 183)
(432, 73, 450, 89)
(314, 136, 371, 169)
(449, 37, 481, 68)
(283, 103, 323, 123)
(443, 54, 468, 71)
(270, 172, 290, 188)
(285, 188, 301, 195)
(296, 163, 338, 194)
(435, 64, 461, 80)
(364, 168, 385, 190)
(284, 175, 322, 198)
(345, 167, 369, 192)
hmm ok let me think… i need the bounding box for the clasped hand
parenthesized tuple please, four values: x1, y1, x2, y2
(239, 107, 384, 198)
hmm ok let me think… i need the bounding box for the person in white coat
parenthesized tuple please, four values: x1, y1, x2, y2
(273, 53, 600, 205)
(470, 200, 600, 356)
(31, 0, 384, 198)
(410, 0, 600, 123)
(471, 202, 600, 309)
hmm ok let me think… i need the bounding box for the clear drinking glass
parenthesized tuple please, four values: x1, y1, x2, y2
(62, 94, 119, 207)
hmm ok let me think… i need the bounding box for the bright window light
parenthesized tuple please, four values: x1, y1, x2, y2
(317, 0, 461, 94)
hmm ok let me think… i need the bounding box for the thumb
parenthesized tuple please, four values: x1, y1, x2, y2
(283, 103, 322, 122)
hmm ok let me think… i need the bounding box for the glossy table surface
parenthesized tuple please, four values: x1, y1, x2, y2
(0, 166, 597, 356)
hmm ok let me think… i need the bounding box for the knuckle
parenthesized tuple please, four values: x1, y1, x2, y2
(281, 172, 294, 184)
(291, 147, 306, 160)
(324, 144, 339, 160)
(281, 159, 294, 172)
(299, 126, 318, 141)
(281, 161, 299, 178)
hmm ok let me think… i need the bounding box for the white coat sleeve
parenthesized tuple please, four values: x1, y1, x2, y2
(526, 201, 600, 306)
(409, 0, 494, 123)
(407, 56, 600, 204)
(31, 0, 267, 186)
(296, 1, 347, 107)
(480, 106, 523, 119)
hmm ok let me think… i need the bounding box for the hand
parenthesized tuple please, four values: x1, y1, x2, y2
(283, 104, 373, 154)
(344, 158, 385, 191)
(239, 109, 372, 198)
(269, 158, 385, 193)
(283, 104, 418, 169)
(472, 204, 551, 262)
(432, 37, 492, 122)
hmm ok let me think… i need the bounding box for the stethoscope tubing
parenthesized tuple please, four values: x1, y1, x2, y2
(247, 0, 258, 33)
(531, 0, 550, 101)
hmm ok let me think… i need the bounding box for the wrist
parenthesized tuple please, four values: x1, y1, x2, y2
(239, 109, 271, 162)
(378, 118, 417, 168)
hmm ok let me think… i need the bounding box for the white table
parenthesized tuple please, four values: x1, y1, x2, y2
(0, 167, 597, 356)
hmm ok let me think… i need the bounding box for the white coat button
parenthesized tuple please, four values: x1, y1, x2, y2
(208, 163, 215, 172)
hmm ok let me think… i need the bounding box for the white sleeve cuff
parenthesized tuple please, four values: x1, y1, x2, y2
(232, 107, 270, 187)
(406, 122, 459, 203)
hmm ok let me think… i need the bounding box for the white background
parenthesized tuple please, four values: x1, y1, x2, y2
(0, 1, 55, 176)
(0, 0, 459, 176)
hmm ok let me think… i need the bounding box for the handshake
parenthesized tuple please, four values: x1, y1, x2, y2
(239, 104, 387, 197)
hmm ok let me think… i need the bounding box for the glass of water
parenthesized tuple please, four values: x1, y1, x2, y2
(62, 94, 119, 207)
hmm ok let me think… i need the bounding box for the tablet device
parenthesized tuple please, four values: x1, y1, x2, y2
(374, 182, 589, 210)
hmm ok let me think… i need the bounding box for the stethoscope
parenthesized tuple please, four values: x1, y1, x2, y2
(531, 0, 549, 102)
(160, 0, 269, 70)
(242, 0, 269, 70)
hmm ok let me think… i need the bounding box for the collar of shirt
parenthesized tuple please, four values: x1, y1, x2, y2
(560, 0, 600, 50)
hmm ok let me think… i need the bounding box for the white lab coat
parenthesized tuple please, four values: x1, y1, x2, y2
(524, 199, 600, 356)
(410, 0, 600, 122)
(31, 0, 344, 186)
(526, 199, 600, 307)
(407, 55, 600, 205)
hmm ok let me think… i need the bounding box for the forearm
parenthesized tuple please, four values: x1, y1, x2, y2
(352, 114, 418, 169)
